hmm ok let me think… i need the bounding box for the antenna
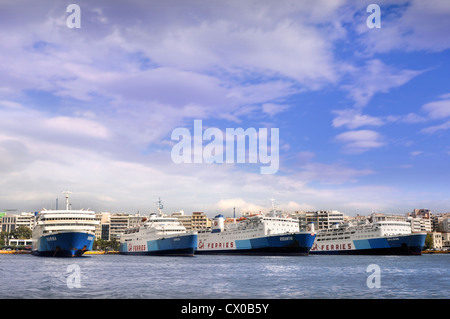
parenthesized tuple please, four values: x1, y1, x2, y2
(62, 191, 72, 210)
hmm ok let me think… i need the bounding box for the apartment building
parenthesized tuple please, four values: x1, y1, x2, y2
(171, 211, 211, 231)
(291, 210, 345, 230)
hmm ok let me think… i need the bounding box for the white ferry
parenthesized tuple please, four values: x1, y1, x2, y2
(196, 204, 316, 256)
(32, 192, 98, 257)
(310, 214, 426, 255)
(119, 200, 197, 256)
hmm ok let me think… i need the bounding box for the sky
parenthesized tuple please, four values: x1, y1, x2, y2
(0, 0, 449, 216)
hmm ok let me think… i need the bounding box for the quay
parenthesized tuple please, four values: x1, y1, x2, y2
(422, 250, 449, 254)
(84, 251, 119, 255)
(0, 250, 119, 255)
(0, 250, 31, 254)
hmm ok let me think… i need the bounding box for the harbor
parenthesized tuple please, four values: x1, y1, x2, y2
(2, 196, 449, 256)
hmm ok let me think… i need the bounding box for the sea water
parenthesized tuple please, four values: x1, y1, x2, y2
(0, 254, 448, 299)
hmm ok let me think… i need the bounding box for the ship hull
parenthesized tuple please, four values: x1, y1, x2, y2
(119, 234, 197, 257)
(196, 233, 316, 256)
(310, 233, 426, 255)
(32, 232, 95, 257)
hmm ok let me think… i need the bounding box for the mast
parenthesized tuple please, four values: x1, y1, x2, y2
(62, 191, 72, 210)
(156, 197, 163, 216)
(270, 198, 276, 211)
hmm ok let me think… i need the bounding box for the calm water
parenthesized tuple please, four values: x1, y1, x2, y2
(0, 254, 448, 299)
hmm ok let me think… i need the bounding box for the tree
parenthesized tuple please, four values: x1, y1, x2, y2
(424, 233, 433, 250)
(12, 226, 32, 239)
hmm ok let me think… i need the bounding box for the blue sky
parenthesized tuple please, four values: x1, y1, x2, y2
(0, 0, 449, 216)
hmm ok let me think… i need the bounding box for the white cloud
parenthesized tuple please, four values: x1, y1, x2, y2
(421, 120, 450, 134)
(422, 99, 450, 119)
(261, 103, 290, 117)
(342, 59, 423, 107)
(43, 116, 110, 139)
(335, 130, 385, 153)
(332, 109, 384, 129)
(420, 96, 450, 134)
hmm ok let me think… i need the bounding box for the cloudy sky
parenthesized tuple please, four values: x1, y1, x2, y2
(1, 0, 449, 216)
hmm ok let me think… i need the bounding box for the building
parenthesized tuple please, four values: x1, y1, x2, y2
(443, 218, 450, 233)
(407, 216, 432, 233)
(429, 232, 443, 250)
(410, 208, 431, 219)
(108, 213, 143, 240)
(191, 212, 211, 230)
(1, 214, 16, 233)
(308, 210, 345, 230)
(15, 212, 35, 231)
(171, 211, 211, 231)
(95, 212, 111, 240)
(9, 238, 33, 246)
(441, 233, 450, 250)
(291, 210, 345, 230)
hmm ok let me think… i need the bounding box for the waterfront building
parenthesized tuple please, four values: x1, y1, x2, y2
(109, 214, 130, 239)
(292, 210, 345, 231)
(429, 232, 443, 250)
(441, 232, 450, 250)
(95, 212, 111, 240)
(109, 213, 143, 239)
(9, 238, 33, 246)
(433, 215, 450, 232)
(410, 208, 431, 219)
(407, 216, 432, 233)
(443, 218, 450, 233)
(191, 212, 211, 230)
(171, 211, 212, 231)
(15, 212, 35, 231)
(1, 214, 16, 233)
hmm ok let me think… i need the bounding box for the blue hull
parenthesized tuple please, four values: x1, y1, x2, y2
(196, 233, 316, 256)
(311, 233, 426, 255)
(119, 234, 197, 256)
(32, 232, 95, 257)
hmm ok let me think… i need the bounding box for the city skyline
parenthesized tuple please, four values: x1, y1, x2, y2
(0, 1, 449, 216)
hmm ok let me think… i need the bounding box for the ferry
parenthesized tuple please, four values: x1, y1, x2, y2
(310, 214, 426, 255)
(119, 199, 197, 256)
(32, 192, 98, 257)
(196, 204, 316, 256)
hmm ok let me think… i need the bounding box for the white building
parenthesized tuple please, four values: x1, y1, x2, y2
(429, 232, 443, 250)
(407, 216, 432, 233)
(291, 210, 345, 230)
(15, 212, 35, 231)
